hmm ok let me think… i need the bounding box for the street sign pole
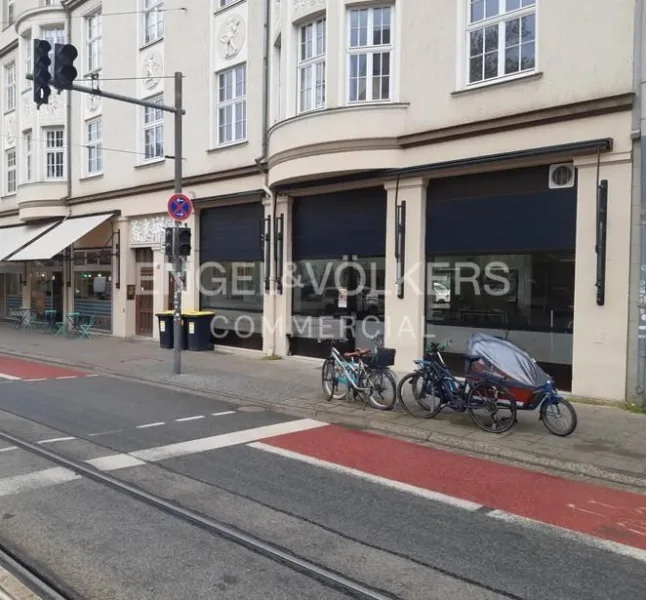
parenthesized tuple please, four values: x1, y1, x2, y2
(173, 72, 183, 376)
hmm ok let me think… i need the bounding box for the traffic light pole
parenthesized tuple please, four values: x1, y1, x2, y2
(172, 72, 183, 375)
(27, 71, 186, 374)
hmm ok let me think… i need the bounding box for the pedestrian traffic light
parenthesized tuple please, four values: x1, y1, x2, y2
(164, 227, 174, 257)
(177, 227, 191, 257)
(53, 43, 78, 90)
(33, 39, 52, 108)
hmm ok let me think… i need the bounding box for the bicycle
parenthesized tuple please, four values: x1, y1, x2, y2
(320, 334, 398, 410)
(396, 339, 517, 433)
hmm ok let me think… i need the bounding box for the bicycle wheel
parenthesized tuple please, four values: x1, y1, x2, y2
(396, 372, 444, 418)
(321, 358, 349, 401)
(466, 381, 517, 434)
(365, 368, 398, 410)
(540, 396, 578, 437)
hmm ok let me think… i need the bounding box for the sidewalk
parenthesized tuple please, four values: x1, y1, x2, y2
(1, 324, 645, 491)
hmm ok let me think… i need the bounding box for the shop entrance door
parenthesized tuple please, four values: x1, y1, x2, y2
(135, 248, 154, 336)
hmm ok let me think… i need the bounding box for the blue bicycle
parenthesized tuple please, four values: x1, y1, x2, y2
(395, 339, 518, 434)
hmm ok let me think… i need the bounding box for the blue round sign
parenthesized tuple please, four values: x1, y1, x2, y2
(167, 193, 193, 222)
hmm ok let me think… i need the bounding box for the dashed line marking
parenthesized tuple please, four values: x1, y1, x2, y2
(22, 378, 47, 382)
(136, 422, 166, 429)
(37, 437, 76, 445)
(0, 446, 17, 453)
(175, 415, 205, 422)
(55, 376, 78, 380)
(88, 430, 123, 437)
(212, 411, 236, 417)
(86, 374, 100, 378)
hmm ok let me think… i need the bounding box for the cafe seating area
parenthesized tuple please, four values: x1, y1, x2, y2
(9, 307, 98, 339)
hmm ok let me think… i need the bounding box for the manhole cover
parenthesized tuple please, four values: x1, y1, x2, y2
(237, 405, 266, 413)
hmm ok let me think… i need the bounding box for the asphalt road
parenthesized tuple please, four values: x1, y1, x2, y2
(0, 363, 645, 600)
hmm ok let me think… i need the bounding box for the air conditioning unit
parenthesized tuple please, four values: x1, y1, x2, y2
(548, 163, 576, 189)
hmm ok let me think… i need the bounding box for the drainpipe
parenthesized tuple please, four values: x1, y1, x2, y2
(62, 1, 72, 201)
(255, 0, 276, 355)
(636, 0, 646, 407)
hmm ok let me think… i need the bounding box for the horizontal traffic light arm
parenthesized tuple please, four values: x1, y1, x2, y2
(25, 73, 185, 115)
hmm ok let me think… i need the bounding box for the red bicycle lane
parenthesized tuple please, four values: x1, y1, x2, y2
(0, 355, 91, 381)
(255, 425, 646, 554)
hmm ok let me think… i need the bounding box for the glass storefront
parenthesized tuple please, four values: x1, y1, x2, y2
(73, 249, 113, 331)
(426, 251, 575, 387)
(1, 273, 21, 318)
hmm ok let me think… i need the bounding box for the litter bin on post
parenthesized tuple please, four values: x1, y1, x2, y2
(156, 310, 188, 350)
(184, 311, 215, 351)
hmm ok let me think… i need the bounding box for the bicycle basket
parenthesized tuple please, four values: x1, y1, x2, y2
(370, 347, 396, 367)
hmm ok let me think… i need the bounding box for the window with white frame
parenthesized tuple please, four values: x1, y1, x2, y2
(219, 0, 236, 7)
(24, 130, 32, 182)
(143, 95, 164, 160)
(42, 27, 66, 65)
(466, 0, 536, 85)
(298, 18, 326, 113)
(5, 149, 16, 194)
(4, 62, 15, 112)
(86, 11, 102, 73)
(7, 0, 14, 25)
(45, 128, 65, 179)
(143, 0, 164, 45)
(217, 63, 246, 145)
(23, 34, 32, 89)
(86, 118, 103, 174)
(347, 5, 393, 103)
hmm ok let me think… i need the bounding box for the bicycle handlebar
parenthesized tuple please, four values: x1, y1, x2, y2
(425, 338, 452, 353)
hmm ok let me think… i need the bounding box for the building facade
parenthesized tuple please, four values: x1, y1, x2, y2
(0, 0, 639, 402)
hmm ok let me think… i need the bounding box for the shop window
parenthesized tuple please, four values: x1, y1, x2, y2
(292, 257, 385, 320)
(74, 270, 112, 331)
(427, 252, 574, 333)
(200, 261, 263, 313)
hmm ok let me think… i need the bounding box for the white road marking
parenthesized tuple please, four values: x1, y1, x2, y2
(55, 376, 78, 380)
(0, 467, 80, 498)
(175, 415, 205, 422)
(37, 437, 76, 445)
(212, 411, 236, 417)
(130, 419, 327, 463)
(0, 446, 17, 454)
(488, 510, 646, 564)
(249, 442, 483, 512)
(0, 419, 327, 499)
(88, 430, 123, 437)
(136, 422, 165, 429)
(86, 454, 146, 471)
(0, 373, 21, 381)
(22, 378, 47, 382)
(86, 374, 100, 378)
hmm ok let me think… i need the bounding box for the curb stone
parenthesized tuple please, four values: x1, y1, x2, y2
(1, 347, 646, 493)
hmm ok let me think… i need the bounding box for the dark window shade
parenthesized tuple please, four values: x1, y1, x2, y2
(426, 189, 577, 255)
(292, 188, 387, 260)
(200, 203, 264, 262)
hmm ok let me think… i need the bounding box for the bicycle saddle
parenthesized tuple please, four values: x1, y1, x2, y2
(343, 348, 371, 359)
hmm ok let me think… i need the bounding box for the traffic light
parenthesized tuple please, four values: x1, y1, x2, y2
(164, 227, 174, 257)
(177, 227, 191, 257)
(53, 43, 78, 90)
(33, 39, 52, 108)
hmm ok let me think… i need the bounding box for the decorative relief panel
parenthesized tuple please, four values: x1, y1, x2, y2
(213, 1, 248, 70)
(138, 45, 165, 98)
(292, 0, 324, 17)
(38, 92, 64, 125)
(130, 215, 174, 246)
(4, 115, 16, 149)
(217, 14, 246, 60)
(20, 93, 32, 131)
(84, 93, 102, 119)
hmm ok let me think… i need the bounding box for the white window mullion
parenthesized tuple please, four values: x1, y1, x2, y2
(217, 63, 247, 145)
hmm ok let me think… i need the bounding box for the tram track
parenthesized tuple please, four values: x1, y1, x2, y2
(0, 428, 401, 600)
